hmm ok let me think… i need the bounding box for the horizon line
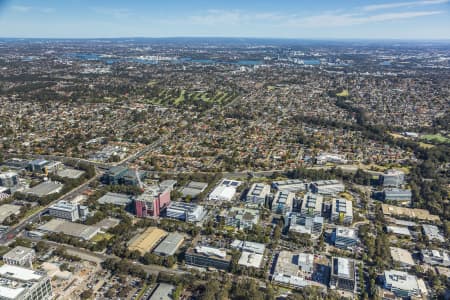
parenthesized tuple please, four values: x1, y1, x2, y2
(1, 36, 450, 42)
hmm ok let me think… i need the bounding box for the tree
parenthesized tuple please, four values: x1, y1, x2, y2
(80, 290, 93, 300)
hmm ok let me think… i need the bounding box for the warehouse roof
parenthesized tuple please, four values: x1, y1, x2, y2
(390, 247, 415, 266)
(128, 227, 167, 255)
(153, 232, 184, 256)
(38, 219, 99, 240)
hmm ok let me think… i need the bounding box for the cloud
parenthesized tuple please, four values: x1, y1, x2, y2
(11, 5, 32, 12)
(187, 8, 444, 29)
(292, 10, 444, 28)
(91, 7, 133, 19)
(189, 10, 284, 26)
(362, 0, 449, 12)
(10, 5, 55, 14)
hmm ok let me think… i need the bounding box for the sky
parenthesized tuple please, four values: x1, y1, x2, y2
(0, 0, 449, 39)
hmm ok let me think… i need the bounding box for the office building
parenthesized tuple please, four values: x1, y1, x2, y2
(128, 227, 168, 255)
(271, 190, 294, 214)
(421, 249, 450, 267)
(330, 257, 356, 292)
(309, 180, 345, 196)
(422, 224, 445, 243)
(208, 179, 242, 201)
(0, 172, 19, 188)
(272, 179, 307, 193)
(390, 247, 415, 268)
(333, 227, 358, 249)
(383, 270, 420, 298)
(380, 169, 405, 187)
(289, 214, 324, 237)
(272, 251, 312, 288)
(153, 232, 184, 256)
(2, 247, 35, 268)
(185, 245, 231, 271)
(48, 200, 89, 222)
(149, 283, 175, 300)
(331, 198, 353, 225)
(300, 193, 323, 218)
(219, 207, 259, 230)
(135, 186, 171, 218)
(383, 188, 412, 205)
(246, 183, 270, 206)
(0, 264, 53, 300)
(230, 240, 266, 255)
(238, 252, 264, 268)
(101, 166, 145, 186)
(27, 159, 49, 173)
(165, 201, 205, 222)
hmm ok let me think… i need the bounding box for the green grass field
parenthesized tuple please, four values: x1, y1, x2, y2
(420, 134, 450, 144)
(146, 88, 238, 107)
(91, 233, 113, 243)
(336, 89, 349, 97)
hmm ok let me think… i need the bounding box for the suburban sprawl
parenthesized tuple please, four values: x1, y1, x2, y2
(0, 38, 448, 300)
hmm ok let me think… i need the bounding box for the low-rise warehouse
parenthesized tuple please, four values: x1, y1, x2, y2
(128, 227, 168, 255)
(0, 204, 21, 223)
(38, 219, 99, 240)
(24, 181, 63, 197)
(153, 232, 184, 256)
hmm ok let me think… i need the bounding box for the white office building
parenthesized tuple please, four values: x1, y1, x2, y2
(2, 247, 35, 269)
(0, 264, 53, 300)
(333, 227, 358, 249)
(383, 270, 420, 298)
(380, 169, 405, 187)
(165, 201, 206, 222)
(309, 180, 345, 196)
(48, 200, 89, 222)
(331, 198, 353, 225)
(208, 179, 242, 201)
(271, 190, 294, 214)
(421, 249, 450, 267)
(300, 193, 323, 218)
(246, 183, 270, 205)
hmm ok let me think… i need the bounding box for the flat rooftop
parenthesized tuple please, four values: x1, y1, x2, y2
(38, 219, 99, 240)
(25, 181, 63, 197)
(0, 204, 21, 223)
(390, 247, 415, 266)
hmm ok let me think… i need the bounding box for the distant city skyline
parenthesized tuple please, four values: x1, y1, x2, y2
(0, 0, 449, 39)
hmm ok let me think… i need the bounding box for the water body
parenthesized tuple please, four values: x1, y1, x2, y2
(302, 59, 321, 65)
(65, 53, 263, 66)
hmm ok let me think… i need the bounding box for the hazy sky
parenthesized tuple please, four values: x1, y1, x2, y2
(0, 0, 449, 39)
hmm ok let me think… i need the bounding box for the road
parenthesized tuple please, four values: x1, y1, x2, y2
(0, 172, 101, 245)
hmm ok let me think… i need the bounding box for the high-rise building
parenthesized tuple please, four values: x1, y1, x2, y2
(0, 264, 53, 300)
(135, 186, 171, 218)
